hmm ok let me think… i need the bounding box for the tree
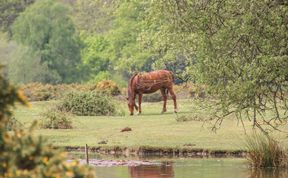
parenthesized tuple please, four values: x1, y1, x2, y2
(107, 1, 152, 74)
(12, 0, 82, 83)
(140, 0, 198, 83)
(80, 34, 112, 82)
(0, 0, 35, 36)
(147, 0, 288, 132)
(73, 0, 115, 34)
(74, 0, 154, 82)
(8, 46, 61, 84)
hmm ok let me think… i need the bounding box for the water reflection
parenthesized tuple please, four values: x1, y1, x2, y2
(249, 168, 288, 178)
(129, 163, 173, 178)
(126, 164, 288, 178)
(68, 153, 288, 178)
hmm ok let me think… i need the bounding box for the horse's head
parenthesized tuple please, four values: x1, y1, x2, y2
(126, 96, 135, 115)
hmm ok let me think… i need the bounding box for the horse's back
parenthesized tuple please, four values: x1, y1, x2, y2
(134, 70, 174, 93)
(139, 70, 173, 81)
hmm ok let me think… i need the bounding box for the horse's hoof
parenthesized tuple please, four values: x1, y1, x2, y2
(137, 112, 141, 115)
(174, 109, 178, 113)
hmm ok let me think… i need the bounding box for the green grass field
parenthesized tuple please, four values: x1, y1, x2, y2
(13, 99, 288, 151)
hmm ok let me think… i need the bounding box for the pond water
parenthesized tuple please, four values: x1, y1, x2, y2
(69, 153, 288, 178)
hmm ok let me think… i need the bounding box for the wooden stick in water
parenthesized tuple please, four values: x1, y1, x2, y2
(85, 144, 89, 165)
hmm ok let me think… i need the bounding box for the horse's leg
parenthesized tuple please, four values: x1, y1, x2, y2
(134, 103, 138, 111)
(168, 86, 178, 113)
(138, 94, 142, 115)
(134, 94, 138, 111)
(160, 88, 167, 114)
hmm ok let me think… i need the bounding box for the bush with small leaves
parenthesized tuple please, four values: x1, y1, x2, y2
(58, 91, 119, 116)
(40, 109, 73, 129)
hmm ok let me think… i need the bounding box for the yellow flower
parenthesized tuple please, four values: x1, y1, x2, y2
(16, 131, 23, 138)
(17, 89, 31, 108)
(60, 152, 68, 157)
(66, 171, 74, 177)
(5, 171, 13, 177)
(43, 157, 49, 164)
(69, 161, 78, 167)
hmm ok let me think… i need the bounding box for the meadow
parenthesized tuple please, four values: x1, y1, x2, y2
(14, 98, 288, 152)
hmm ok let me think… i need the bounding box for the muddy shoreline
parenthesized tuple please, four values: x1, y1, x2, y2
(63, 146, 247, 158)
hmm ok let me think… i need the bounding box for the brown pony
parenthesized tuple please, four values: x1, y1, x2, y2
(127, 70, 177, 115)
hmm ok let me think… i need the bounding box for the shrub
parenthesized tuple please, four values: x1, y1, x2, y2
(0, 66, 96, 177)
(21, 83, 97, 101)
(40, 109, 73, 129)
(96, 80, 121, 96)
(22, 83, 55, 101)
(245, 133, 288, 168)
(58, 91, 118, 116)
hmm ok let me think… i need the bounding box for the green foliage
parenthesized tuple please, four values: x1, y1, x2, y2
(90, 71, 111, 84)
(74, 0, 115, 34)
(40, 108, 73, 129)
(58, 91, 119, 116)
(188, 84, 206, 99)
(142, 1, 197, 82)
(0, 65, 27, 124)
(147, 0, 288, 131)
(1, 125, 95, 177)
(0, 37, 60, 84)
(96, 80, 120, 96)
(0, 66, 96, 177)
(0, 0, 35, 35)
(80, 34, 112, 80)
(12, 0, 82, 83)
(246, 132, 288, 168)
(107, 1, 152, 74)
(74, 0, 153, 82)
(7, 45, 61, 84)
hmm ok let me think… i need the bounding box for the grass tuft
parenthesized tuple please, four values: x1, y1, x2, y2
(245, 132, 288, 168)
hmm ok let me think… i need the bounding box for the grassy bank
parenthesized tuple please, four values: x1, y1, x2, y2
(14, 99, 288, 153)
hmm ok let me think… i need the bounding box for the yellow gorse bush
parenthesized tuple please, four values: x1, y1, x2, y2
(0, 66, 97, 178)
(96, 80, 121, 96)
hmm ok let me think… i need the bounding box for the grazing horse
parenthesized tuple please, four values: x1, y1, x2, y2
(127, 70, 177, 115)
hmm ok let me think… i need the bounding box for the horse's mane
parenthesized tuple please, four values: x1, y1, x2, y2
(129, 73, 138, 86)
